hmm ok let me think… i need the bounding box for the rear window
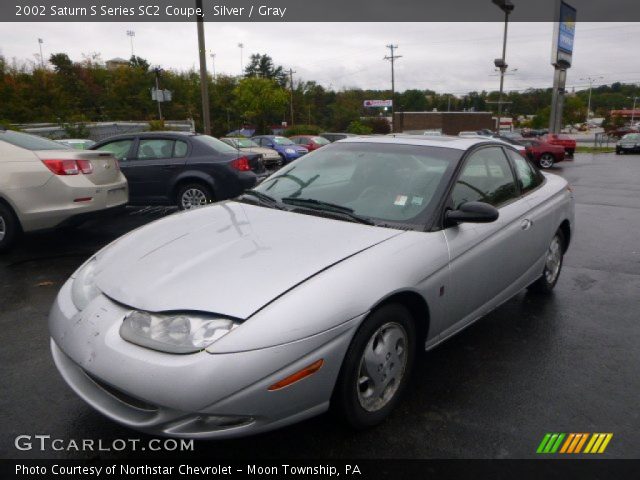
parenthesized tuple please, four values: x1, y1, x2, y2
(0, 130, 69, 151)
(193, 135, 239, 154)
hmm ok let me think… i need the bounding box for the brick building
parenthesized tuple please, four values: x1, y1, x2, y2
(393, 111, 494, 135)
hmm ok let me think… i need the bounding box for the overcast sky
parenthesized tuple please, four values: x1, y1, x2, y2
(1, 22, 639, 96)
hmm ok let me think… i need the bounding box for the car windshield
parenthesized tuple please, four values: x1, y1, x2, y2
(0, 130, 70, 151)
(312, 136, 330, 145)
(194, 135, 241, 154)
(621, 133, 640, 141)
(273, 137, 295, 145)
(253, 142, 460, 225)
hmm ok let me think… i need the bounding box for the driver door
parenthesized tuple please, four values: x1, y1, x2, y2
(441, 146, 533, 337)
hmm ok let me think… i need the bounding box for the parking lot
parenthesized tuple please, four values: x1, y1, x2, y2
(1, 151, 639, 460)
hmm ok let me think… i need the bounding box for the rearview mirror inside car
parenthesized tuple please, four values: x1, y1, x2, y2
(445, 201, 499, 225)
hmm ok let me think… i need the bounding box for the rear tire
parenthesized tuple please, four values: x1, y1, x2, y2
(567, 149, 575, 157)
(538, 153, 555, 169)
(528, 229, 565, 294)
(332, 304, 416, 429)
(176, 183, 213, 210)
(0, 203, 19, 253)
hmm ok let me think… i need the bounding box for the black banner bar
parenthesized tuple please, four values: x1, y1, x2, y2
(3, 0, 640, 22)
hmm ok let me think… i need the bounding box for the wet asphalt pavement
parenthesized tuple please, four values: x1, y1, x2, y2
(1, 152, 639, 460)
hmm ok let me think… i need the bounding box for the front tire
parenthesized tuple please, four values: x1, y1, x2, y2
(176, 183, 213, 210)
(333, 304, 416, 429)
(0, 203, 19, 253)
(529, 230, 565, 293)
(538, 153, 555, 169)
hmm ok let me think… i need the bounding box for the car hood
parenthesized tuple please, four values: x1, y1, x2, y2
(94, 202, 402, 319)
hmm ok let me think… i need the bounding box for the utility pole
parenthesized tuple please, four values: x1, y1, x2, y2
(631, 96, 638, 126)
(288, 68, 296, 127)
(196, 0, 211, 134)
(37, 38, 44, 69)
(384, 44, 402, 130)
(580, 76, 603, 124)
(126, 30, 135, 58)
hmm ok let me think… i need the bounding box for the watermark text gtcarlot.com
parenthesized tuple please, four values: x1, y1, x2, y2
(14, 435, 194, 452)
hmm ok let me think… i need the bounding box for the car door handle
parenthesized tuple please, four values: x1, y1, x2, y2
(521, 219, 533, 230)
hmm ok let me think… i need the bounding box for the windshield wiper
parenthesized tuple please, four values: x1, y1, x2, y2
(282, 197, 374, 225)
(239, 190, 286, 209)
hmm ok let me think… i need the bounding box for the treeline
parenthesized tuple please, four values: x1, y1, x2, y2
(1, 52, 638, 136)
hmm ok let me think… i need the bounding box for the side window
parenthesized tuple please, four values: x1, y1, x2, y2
(506, 149, 542, 194)
(451, 147, 518, 209)
(137, 139, 175, 160)
(174, 140, 188, 158)
(96, 139, 133, 160)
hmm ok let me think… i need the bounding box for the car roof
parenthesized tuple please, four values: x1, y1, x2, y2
(341, 134, 508, 151)
(94, 131, 197, 143)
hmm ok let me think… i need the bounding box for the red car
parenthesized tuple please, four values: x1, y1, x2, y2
(540, 134, 576, 157)
(289, 135, 331, 151)
(519, 139, 566, 169)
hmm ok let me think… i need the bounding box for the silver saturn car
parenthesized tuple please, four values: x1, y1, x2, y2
(49, 135, 574, 438)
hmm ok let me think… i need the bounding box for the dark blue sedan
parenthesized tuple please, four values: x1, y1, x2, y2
(252, 135, 308, 164)
(91, 132, 267, 210)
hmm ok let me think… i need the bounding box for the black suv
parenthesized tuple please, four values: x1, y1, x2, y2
(91, 132, 266, 209)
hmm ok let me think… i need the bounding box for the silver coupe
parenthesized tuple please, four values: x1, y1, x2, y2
(49, 136, 574, 438)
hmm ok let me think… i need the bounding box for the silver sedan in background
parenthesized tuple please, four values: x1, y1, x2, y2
(49, 136, 574, 438)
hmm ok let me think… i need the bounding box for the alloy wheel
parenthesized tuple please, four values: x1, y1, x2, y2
(181, 188, 208, 209)
(356, 322, 408, 412)
(0, 215, 5, 241)
(544, 234, 562, 284)
(539, 154, 554, 169)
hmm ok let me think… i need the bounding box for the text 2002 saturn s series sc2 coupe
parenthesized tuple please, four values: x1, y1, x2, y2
(49, 136, 574, 438)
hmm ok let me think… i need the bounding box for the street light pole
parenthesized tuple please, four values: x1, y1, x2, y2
(126, 30, 135, 58)
(492, 0, 514, 134)
(630, 96, 638, 126)
(209, 52, 216, 79)
(238, 43, 244, 76)
(37, 38, 44, 69)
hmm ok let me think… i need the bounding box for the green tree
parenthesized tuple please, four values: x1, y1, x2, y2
(244, 54, 286, 86)
(233, 77, 288, 134)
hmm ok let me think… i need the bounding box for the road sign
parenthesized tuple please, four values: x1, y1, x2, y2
(151, 88, 172, 102)
(551, 1, 576, 68)
(364, 99, 393, 108)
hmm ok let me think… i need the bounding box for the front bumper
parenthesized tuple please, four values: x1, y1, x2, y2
(48, 281, 361, 438)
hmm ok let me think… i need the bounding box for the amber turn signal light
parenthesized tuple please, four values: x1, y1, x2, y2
(268, 359, 324, 391)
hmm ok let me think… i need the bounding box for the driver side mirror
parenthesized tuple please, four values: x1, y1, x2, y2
(445, 201, 499, 225)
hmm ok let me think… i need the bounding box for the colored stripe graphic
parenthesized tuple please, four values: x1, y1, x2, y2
(537, 433, 613, 454)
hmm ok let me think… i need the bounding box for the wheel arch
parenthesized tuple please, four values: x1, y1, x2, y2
(559, 219, 571, 253)
(0, 195, 23, 232)
(370, 290, 430, 351)
(170, 172, 217, 201)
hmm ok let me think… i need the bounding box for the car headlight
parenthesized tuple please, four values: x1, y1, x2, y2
(120, 311, 239, 354)
(71, 258, 101, 310)
(285, 148, 296, 154)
